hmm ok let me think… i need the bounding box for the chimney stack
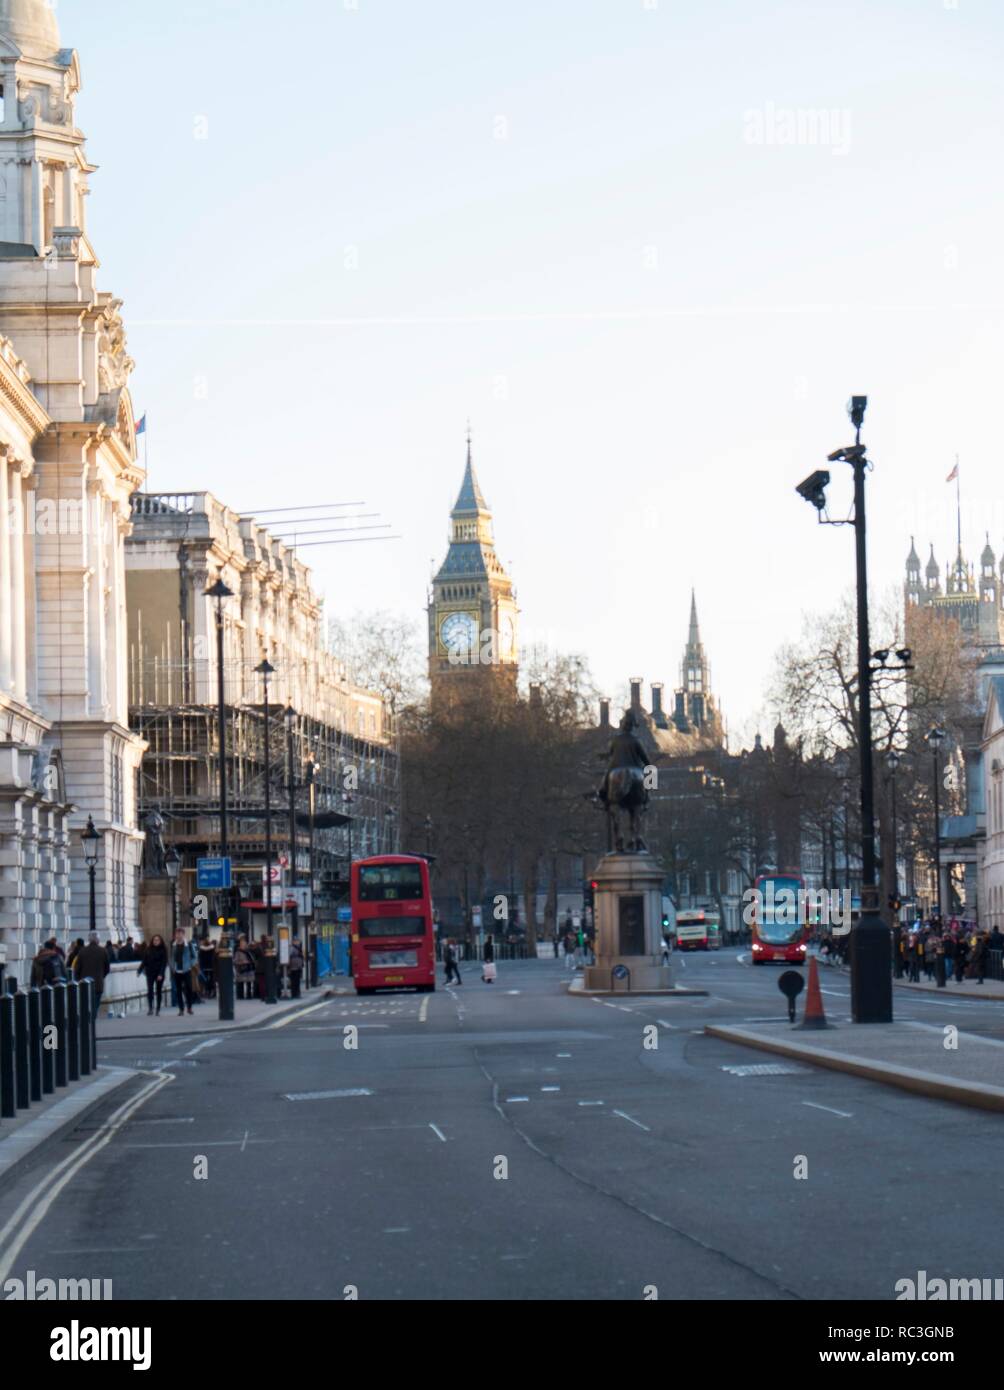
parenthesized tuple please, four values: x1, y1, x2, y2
(651, 682, 666, 727)
(599, 698, 610, 729)
(630, 677, 642, 711)
(529, 682, 542, 708)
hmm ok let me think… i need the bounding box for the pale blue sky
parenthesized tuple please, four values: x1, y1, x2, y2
(60, 0, 1004, 738)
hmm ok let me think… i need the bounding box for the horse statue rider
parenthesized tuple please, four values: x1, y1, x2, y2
(142, 807, 168, 877)
(598, 709, 649, 852)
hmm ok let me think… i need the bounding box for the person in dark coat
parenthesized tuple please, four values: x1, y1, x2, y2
(138, 934, 168, 1015)
(73, 933, 110, 1014)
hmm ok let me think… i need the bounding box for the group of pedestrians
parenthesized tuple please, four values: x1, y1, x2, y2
(232, 934, 306, 1001)
(896, 920, 1002, 986)
(441, 934, 500, 985)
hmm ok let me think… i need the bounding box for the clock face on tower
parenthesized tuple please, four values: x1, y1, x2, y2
(439, 611, 478, 655)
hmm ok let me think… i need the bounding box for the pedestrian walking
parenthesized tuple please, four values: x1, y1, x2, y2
(954, 934, 968, 983)
(73, 932, 110, 1017)
(443, 937, 462, 986)
(31, 939, 66, 987)
(234, 936, 256, 1000)
(66, 938, 84, 971)
(138, 934, 168, 1015)
(198, 938, 217, 998)
(482, 933, 496, 983)
(288, 936, 305, 997)
(170, 929, 198, 1015)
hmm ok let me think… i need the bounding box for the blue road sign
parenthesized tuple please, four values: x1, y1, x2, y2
(612, 964, 629, 979)
(197, 857, 232, 890)
(336, 906, 352, 923)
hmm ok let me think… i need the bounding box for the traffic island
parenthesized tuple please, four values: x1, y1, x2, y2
(566, 974, 707, 998)
(704, 1021, 1004, 1113)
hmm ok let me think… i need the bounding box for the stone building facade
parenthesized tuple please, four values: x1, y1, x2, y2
(126, 491, 400, 931)
(0, 1, 145, 978)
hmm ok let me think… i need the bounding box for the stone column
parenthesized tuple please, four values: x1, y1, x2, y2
(10, 462, 26, 702)
(0, 452, 12, 692)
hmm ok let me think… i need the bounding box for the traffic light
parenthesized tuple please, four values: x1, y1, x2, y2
(888, 895, 901, 914)
(583, 880, 597, 911)
(661, 912, 670, 930)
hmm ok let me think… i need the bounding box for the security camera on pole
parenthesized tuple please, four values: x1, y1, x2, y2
(795, 396, 900, 1024)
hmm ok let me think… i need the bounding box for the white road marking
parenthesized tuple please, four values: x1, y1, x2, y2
(384, 1227, 410, 1234)
(284, 1088, 373, 1101)
(130, 1116, 195, 1126)
(802, 1101, 853, 1118)
(613, 1109, 651, 1132)
(505, 1096, 529, 1103)
(505, 990, 520, 995)
(540, 1086, 560, 1093)
(556, 1052, 572, 1057)
(165, 1036, 195, 1048)
(265, 998, 332, 1029)
(578, 1100, 605, 1107)
(0, 1071, 172, 1284)
(617, 1005, 635, 1013)
(904, 1021, 1004, 1047)
(419, 994, 430, 1023)
(656, 1020, 677, 1029)
(184, 1037, 222, 1057)
(240, 1130, 249, 1152)
(429, 1123, 447, 1142)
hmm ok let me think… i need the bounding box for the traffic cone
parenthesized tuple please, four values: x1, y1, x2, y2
(799, 955, 829, 1029)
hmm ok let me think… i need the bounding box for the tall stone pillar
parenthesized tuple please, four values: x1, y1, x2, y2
(584, 850, 673, 992)
(0, 453, 11, 692)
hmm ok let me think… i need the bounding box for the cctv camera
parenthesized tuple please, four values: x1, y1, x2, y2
(796, 469, 830, 511)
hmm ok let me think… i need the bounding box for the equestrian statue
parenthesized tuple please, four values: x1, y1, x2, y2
(598, 709, 649, 853)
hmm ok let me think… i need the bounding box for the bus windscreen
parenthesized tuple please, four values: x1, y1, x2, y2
(357, 864, 424, 901)
(357, 916, 428, 938)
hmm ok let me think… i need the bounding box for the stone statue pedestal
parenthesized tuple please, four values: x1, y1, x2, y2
(584, 850, 673, 992)
(139, 878, 174, 945)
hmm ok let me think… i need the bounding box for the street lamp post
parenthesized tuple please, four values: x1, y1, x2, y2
(424, 814, 433, 858)
(255, 659, 276, 942)
(82, 816, 101, 937)
(205, 578, 234, 935)
(926, 726, 947, 924)
(165, 846, 180, 938)
(886, 749, 901, 976)
(796, 396, 892, 1022)
(284, 705, 297, 956)
(306, 752, 319, 987)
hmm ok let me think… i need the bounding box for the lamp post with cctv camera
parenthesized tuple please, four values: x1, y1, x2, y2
(796, 396, 892, 1023)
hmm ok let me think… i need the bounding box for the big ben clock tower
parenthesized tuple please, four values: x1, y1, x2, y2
(429, 433, 518, 696)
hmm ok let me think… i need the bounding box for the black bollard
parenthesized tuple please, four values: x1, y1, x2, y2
(216, 949, 235, 1022)
(935, 954, 947, 988)
(4, 977, 17, 995)
(264, 951, 278, 1004)
(40, 985, 54, 1095)
(27, 988, 42, 1103)
(78, 980, 93, 1076)
(0, 991, 14, 1119)
(52, 982, 67, 1088)
(66, 981, 80, 1083)
(14, 990, 29, 1109)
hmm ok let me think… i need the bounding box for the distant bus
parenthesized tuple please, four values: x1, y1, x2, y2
(674, 909, 721, 951)
(350, 855, 436, 994)
(751, 871, 809, 965)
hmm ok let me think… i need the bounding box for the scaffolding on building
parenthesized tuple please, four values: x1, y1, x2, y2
(129, 657, 401, 932)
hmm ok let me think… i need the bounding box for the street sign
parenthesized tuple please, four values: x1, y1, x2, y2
(292, 886, 313, 917)
(262, 865, 280, 885)
(612, 964, 629, 979)
(471, 906, 482, 928)
(197, 857, 232, 890)
(337, 906, 352, 923)
(279, 853, 289, 869)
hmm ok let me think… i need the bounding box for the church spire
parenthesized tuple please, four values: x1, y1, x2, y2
(452, 425, 489, 518)
(688, 588, 701, 650)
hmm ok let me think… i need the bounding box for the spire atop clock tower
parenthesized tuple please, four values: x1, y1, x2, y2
(428, 431, 518, 699)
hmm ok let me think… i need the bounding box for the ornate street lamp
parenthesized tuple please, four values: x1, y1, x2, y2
(165, 845, 180, 938)
(81, 816, 102, 938)
(926, 726, 947, 923)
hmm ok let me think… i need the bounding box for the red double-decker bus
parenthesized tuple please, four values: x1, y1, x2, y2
(350, 855, 436, 994)
(751, 870, 809, 965)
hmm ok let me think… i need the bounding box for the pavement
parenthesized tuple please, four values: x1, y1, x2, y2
(0, 951, 1000, 1300)
(95, 982, 349, 1040)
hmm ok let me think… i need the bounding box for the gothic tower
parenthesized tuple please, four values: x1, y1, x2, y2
(428, 433, 518, 697)
(671, 590, 723, 741)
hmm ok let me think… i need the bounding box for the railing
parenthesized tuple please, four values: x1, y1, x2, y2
(988, 949, 1003, 983)
(131, 492, 197, 517)
(0, 979, 98, 1133)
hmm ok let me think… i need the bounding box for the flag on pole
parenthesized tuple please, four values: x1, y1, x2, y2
(946, 461, 958, 482)
(135, 414, 147, 437)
